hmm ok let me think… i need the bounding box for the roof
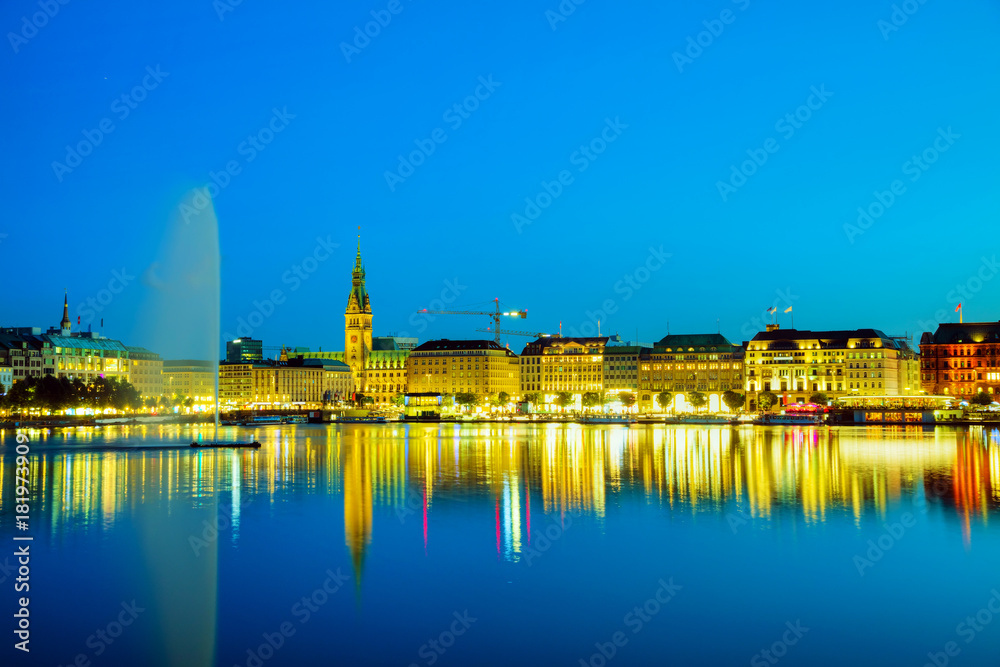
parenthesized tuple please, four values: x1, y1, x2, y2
(655, 333, 733, 349)
(922, 321, 1000, 345)
(749, 328, 903, 350)
(603, 345, 651, 355)
(372, 337, 399, 351)
(163, 359, 217, 370)
(520, 336, 609, 354)
(43, 334, 128, 352)
(413, 339, 508, 352)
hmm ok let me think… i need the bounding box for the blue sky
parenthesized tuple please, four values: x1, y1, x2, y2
(2, 0, 998, 358)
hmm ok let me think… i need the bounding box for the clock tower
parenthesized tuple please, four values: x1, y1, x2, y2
(345, 238, 373, 393)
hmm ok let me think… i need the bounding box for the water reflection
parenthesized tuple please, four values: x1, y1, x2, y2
(3, 424, 999, 571)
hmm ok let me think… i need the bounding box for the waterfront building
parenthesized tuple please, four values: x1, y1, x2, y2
(744, 327, 920, 410)
(45, 332, 130, 384)
(220, 357, 353, 410)
(226, 338, 263, 363)
(919, 321, 1000, 398)
(0, 334, 44, 382)
(407, 339, 519, 399)
(638, 333, 744, 412)
(602, 343, 650, 403)
(125, 346, 163, 399)
(519, 336, 608, 400)
(0, 365, 12, 392)
(162, 360, 216, 403)
(287, 241, 409, 405)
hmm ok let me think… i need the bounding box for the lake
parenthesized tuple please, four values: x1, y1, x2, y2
(2, 423, 1000, 666)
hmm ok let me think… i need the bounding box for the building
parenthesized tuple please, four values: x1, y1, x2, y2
(744, 327, 920, 410)
(219, 357, 353, 410)
(919, 321, 1000, 398)
(44, 332, 131, 384)
(226, 338, 263, 363)
(162, 360, 216, 403)
(638, 333, 744, 412)
(519, 337, 609, 401)
(407, 339, 519, 399)
(602, 343, 650, 403)
(287, 241, 409, 405)
(0, 334, 44, 383)
(126, 347, 163, 400)
(0, 365, 12, 393)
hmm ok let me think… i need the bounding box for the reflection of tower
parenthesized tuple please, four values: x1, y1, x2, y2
(344, 438, 373, 585)
(344, 237, 373, 395)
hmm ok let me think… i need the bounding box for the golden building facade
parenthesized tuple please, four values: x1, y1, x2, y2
(744, 327, 919, 410)
(519, 336, 608, 396)
(407, 339, 519, 398)
(638, 333, 744, 412)
(126, 346, 163, 399)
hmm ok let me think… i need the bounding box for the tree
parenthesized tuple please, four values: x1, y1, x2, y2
(971, 392, 993, 406)
(554, 391, 574, 412)
(498, 391, 510, 407)
(656, 391, 673, 412)
(145, 397, 158, 409)
(581, 392, 601, 411)
(722, 390, 745, 413)
(455, 392, 479, 410)
(687, 391, 708, 412)
(758, 391, 778, 411)
(523, 392, 541, 405)
(620, 392, 637, 412)
(390, 393, 404, 407)
(808, 392, 829, 405)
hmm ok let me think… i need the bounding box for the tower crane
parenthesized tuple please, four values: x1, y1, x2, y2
(416, 298, 526, 344)
(475, 327, 558, 340)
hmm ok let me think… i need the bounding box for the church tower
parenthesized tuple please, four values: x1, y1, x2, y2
(344, 237, 373, 393)
(60, 291, 71, 336)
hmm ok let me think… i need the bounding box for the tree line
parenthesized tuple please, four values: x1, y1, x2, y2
(0, 375, 192, 415)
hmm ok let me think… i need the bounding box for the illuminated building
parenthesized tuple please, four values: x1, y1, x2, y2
(220, 354, 352, 410)
(226, 338, 263, 363)
(638, 333, 744, 412)
(0, 365, 11, 392)
(162, 360, 216, 402)
(919, 321, 1000, 398)
(602, 344, 649, 402)
(519, 336, 608, 399)
(406, 339, 519, 398)
(125, 346, 163, 399)
(744, 327, 920, 410)
(287, 241, 409, 404)
(0, 334, 44, 382)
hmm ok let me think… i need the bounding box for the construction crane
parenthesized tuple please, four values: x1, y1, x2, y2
(475, 327, 558, 340)
(417, 298, 526, 344)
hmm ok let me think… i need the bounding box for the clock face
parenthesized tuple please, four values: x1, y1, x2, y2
(351, 335, 358, 343)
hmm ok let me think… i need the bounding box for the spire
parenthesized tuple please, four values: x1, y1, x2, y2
(60, 289, 71, 333)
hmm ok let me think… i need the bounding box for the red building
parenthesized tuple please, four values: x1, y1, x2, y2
(919, 321, 1000, 398)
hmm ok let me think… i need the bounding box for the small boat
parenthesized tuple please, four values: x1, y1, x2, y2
(581, 415, 637, 424)
(753, 413, 824, 426)
(679, 415, 737, 425)
(190, 441, 262, 449)
(285, 415, 307, 424)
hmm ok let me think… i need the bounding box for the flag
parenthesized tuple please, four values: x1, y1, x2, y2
(955, 303, 962, 312)
(784, 306, 793, 313)
(77, 316, 80, 324)
(767, 307, 776, 314)
(101, 318, 104, 327)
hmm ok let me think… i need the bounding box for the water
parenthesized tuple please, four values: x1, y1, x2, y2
(3, 423, 1000, 666)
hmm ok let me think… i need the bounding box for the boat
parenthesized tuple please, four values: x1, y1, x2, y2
(679, 415, 737, 425)
(581, 414, 637, 424)
(285, 415, 307, 424)
(753, 413, 824, 426)
(245, 415, 284, 426)
(190, 441, 262, 449)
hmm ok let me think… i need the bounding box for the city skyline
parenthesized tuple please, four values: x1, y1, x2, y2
(3, 1, 999, 356)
